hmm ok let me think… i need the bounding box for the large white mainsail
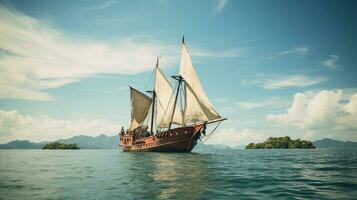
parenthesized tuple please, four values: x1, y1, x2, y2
(129, 87, 152, 131)
(179, 42, 221, 123)
(154, 67, 183, 128)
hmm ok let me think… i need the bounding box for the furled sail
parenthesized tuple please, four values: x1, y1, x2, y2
(129, 87, 152, 131)
(179, 43, 221, 123)
(155, 67, 183, 128)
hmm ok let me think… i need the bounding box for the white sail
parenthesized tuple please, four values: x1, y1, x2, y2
(155, 67, 183, 128)
(179, 43, 221, 123)
(129, 87, 152, 131)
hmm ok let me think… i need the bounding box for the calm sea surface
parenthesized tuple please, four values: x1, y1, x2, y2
(1, 149, 357, 199)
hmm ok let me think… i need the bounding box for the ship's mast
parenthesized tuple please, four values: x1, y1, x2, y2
(168, 37, 185, 130)
(169, 75, 183, 130)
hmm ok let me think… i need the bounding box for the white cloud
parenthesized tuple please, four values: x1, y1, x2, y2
(267, 90, 342, 128)
(301, 88, 357, 102)
(0, 109, 120, 143)
(267, 90, 357, 141)
(214, 0, 229, 14)
(0, 5, 176, 101)
(345, 94, 357, 114)
(208, 127, 265, 147)
(82, 0, 118, 11)
(240, 35, 271, 44)
(279, 47, 309, 55)
(236, 97, 288, 109)
(192, 48, 245, 58)
(243, 75, 326, 90)
(214, 96, 231, 104)
(322, 55, 339, 69)
(340, 88, 357, 101)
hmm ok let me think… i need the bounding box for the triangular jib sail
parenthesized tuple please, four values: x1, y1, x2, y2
(179, 42, 221, 123)
(129, 87, 152, 131)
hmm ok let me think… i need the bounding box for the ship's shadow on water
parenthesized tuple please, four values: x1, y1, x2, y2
(122, 152, 211, 199)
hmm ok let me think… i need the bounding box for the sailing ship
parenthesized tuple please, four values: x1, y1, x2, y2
(119, 37, 227, 152)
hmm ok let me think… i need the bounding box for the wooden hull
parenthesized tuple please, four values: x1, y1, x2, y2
(119, 124, 204, 153)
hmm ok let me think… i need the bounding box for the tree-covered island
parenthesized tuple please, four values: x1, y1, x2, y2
(42, 142, 80, 149)
(246, 136, 315, 149)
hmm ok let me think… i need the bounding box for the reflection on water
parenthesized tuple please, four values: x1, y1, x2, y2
(124, 153, 210, 199)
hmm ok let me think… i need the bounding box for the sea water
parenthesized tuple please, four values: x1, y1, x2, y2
(0, 149, 356, 199)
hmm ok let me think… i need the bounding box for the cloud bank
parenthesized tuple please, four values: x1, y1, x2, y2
(208, 127, 265, 147)
(267, 90, 357, 141)
(243, 75, 326, 90)
(0, 109, 120, 143)
(0, 5, 176, 101)
(214, 0, 229, 14)
(236, 97, 288, 109)
(322, 55, 339, 69)
(279, 47, 309, 55)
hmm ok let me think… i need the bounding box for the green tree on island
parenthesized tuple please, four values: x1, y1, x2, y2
(42, 142, 80, 149)
(246, 136, 315, 149)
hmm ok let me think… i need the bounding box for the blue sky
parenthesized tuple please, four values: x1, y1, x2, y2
(0, 0, 356, 145)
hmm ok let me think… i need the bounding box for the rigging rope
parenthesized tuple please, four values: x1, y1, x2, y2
(200, 121, 221, 143)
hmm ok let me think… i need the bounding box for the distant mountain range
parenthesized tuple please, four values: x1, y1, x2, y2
(0, 134, 233, 150)
(313, 138, 357, 149)
(193, 143, 232, 152)
(0, 135, 118, 149)
(57, 135, 118, 149)
(0, 136, 356, 149)
(0, 140, 46, 149)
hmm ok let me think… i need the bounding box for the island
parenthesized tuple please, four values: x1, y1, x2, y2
(246, 136, 315, 149)
(42, 142, 80, 149)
